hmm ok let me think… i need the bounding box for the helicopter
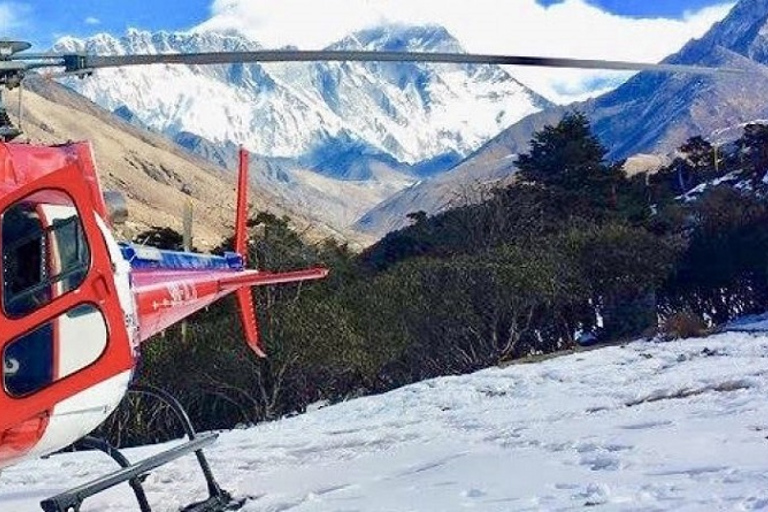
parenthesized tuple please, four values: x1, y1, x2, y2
(0, 38, 733, 512)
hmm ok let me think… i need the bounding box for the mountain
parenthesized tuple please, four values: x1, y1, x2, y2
(4, 328, 768, 510)
(500, 0, 768, 162)
(354, 107, 569, 237)
(15, 75, 339, 249)
(359, 0, 768, 238)
(56, 26, 550, 166)
(169, 129, 416, 235)
(54, 26, 552, 234)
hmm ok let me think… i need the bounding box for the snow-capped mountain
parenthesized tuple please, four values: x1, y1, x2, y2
(56, 26, 551, 169)
(356, 0, 768, 238)
(462, 0, 768, 166)
(54, 26, 551, 236)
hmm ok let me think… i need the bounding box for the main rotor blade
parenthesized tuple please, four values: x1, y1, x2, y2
(63, 50, 733, 75)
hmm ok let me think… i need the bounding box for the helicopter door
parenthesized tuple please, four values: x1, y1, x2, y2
(2, 193, 106, 396)
(0, 164, 134, 452)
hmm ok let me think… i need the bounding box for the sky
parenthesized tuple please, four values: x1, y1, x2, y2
(3, 325, 768, 511)
(1, 0, 736, 103)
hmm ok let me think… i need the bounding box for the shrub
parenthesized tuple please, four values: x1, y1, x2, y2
(660, 311, 709, 340)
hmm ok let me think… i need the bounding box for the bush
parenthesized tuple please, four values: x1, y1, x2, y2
(660, 311, 709, 340)
(658, 187, 768, 324)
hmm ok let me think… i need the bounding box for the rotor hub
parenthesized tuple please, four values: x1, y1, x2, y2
(0, 41, 29, 140)
(0, 40, 31, 58)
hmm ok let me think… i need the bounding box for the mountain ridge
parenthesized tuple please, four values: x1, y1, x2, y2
(357, 0, 768, 238)
(56, 26, 550, 166)
(54, 25, 552, 235)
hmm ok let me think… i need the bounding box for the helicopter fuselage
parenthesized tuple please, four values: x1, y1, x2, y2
(0, 141, 137, 469)
(0, 141, 327, 471)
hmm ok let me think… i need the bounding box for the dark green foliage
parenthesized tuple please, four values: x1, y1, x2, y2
(517, 112, 607, 190)
(555, 223, 677, 339)
(659, 187, 768, 324)
(105, 114, 768, 447)
(650, 136, 719, 199)
(516, 111, 624, 216)
(389, 246, 591, 371)
(133, 226, 186, 250)
(680, 136, 715, 175)
(741, 123, 768, 181)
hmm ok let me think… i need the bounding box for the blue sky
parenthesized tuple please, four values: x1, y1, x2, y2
(3, 0, 211, 48)
(540, 0, 730, 17)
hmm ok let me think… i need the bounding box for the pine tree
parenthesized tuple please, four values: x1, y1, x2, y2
(516, 112, 622, 211)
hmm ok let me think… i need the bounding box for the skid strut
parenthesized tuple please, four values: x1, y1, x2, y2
(40, 385, 240, 512)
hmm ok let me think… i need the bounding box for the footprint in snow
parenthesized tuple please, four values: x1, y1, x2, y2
(462, 488, 486, 498)
(580, 452, 621, 471)
(618, 419, 674, 430)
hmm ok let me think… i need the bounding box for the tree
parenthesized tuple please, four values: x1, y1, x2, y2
(659, 187, 768, 324)
(556, 223, 678, 339)
(740, 123, 768, 183)
(680, 136, 714, 173)
(133, 226, 185, 250)
(406, 210, 428, 225)
(516, 112, 621, 215)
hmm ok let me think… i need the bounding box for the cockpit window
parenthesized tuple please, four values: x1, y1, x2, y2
(1, 190, 90, 318)
(3, 304, 107, 397)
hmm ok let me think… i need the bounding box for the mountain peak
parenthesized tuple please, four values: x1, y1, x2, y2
(332, 24, 463, 53)
(692, 0, 768, 63)
(54, 29, 260, 56)
(59, 27, 547, 165)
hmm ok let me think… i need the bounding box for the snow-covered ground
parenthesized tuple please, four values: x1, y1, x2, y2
(4, 330, 768, 511)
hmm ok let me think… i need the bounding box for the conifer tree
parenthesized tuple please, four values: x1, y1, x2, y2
(516, 111, 621, 214)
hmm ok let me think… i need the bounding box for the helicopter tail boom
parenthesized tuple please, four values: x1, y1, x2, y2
(123, 147, 328, 351)
(124, 246, 327, 346)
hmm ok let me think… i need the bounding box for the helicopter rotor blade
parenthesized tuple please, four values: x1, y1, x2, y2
(58, 50, 736, 75)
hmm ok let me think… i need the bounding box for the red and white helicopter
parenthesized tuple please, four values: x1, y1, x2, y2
(0, 39, 727, 511)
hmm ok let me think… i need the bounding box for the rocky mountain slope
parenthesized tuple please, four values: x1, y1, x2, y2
(13, 76, 340, 249)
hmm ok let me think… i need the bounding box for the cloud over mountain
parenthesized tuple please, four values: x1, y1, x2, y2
(196, 0, 734, 103)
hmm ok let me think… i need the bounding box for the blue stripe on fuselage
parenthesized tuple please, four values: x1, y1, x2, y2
(119, 243, 244, 271)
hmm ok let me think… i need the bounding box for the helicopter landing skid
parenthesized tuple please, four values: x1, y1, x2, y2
(40, 385, 245, 512)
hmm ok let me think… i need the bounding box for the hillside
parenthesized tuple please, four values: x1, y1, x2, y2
(10, 76, 342, 249)
(2, 329, 768, 510)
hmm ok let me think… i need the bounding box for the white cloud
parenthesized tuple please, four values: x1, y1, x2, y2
(0, 2, 30, 33)
(84, 16, 101, 26)
(195, 0, 735, 104)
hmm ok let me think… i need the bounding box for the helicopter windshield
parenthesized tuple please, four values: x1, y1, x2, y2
(1, 190, 90, 318)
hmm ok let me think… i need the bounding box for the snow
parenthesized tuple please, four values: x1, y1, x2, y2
(4, 330, 768, 511)
(727, 313, 768, 332)
(55, 28, 550, 166)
